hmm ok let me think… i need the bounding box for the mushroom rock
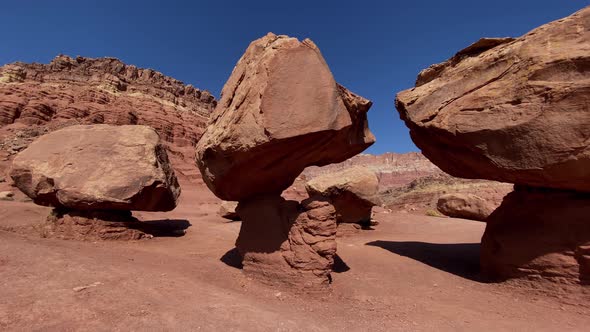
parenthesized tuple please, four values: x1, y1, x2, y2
(10, 124, 181, 239)
(305, 166, 380, 230)
(395, 7, 590, 284)
(196, 33, 374, 288)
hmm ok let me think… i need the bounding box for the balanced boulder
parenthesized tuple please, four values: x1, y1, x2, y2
(10, 124, 180, 211)
(306, 166, 379, 226)
(196, 33, 375, 202)
(395, 7, 590, 285)
(436, 193, 493, 222)
(196, 33, 374, 288)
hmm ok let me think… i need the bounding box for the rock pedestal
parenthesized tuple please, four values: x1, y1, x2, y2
(235, 195, 337, 289)
(195, 33, 374, 288)
(481, 186, 590, 284)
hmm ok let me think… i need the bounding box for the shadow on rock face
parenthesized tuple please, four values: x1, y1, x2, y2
(366, 240, 482, 282)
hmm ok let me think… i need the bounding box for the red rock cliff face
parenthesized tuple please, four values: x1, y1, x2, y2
(0, 55, 216, 181)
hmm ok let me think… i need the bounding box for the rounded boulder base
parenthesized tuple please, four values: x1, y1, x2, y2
(235, 194, 337, 291)
(481, 187, 590, 285)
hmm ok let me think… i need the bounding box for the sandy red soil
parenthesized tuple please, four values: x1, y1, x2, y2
(1, 182, 589, 331)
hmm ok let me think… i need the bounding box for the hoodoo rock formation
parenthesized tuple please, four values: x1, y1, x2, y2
(10, 125, 181, 240)
(396, 7, 590, 284)
(306, 166, 380, 230)
(0, 55, 216, 182)
(196, 33, 374, 288)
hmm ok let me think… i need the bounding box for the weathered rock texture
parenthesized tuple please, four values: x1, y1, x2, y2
(396, 7, 590, 192)
(196, 33, 375, 202)
(235, 195, 337, 288)
(395, 7, 590, 285)
(481, 186, 590, 284)
(196, 33, 374, 288)
(10, 125, 180, 211)
(0, 55, 215, 182)
(306, 166, 379, 226)
(436, 193, 494, 221)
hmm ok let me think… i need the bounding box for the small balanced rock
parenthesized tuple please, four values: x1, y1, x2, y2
(305, 166, 380, 235)
(396, 7, 590, 285)
(196, 33, 375, 289)
(10, 124, 181, 240)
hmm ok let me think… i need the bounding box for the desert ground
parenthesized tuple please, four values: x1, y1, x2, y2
(2, 181, 589, 331)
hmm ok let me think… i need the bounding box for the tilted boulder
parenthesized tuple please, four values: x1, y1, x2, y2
(196, 33, 375, 202)
(395, 7, 590, 285)
(10, 124, 180, 211)
(306, 166, 379, 225)
(396, 7, 590, 192)
(196, 33, 374, 288)
(436, 193, 494, 222)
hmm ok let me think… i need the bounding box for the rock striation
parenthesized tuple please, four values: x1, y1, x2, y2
(395, 7, 590, 284)
(196, 33, 374, 288)
(0, 55, 216, 182)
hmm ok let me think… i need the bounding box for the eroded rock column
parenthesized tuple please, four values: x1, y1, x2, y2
(236, 195, 337, 288)
(481, 186, 590, 284)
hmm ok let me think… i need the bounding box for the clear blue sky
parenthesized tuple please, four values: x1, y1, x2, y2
(1, 1, 587, 154)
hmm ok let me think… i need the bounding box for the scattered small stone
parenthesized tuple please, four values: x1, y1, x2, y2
(73, 281, 102, 292)
(0, 191, 14, 201)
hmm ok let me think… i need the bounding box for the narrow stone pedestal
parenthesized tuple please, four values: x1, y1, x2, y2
(235, 194, 337, 289)
(42, 209, 151, 241)
(481, 186, 590, 285)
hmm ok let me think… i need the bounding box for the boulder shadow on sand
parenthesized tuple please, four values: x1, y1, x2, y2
(366, 240, 482, 282)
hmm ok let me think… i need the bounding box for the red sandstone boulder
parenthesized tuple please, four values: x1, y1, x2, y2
(481, 186, 590, 284)
(395, 7, 590, 192)
(305, 166, 379, 225)
(10, 124, 180, 211)
(196, 33, 375, 201)
(235, 195, 337, 289)
(436, 193, 494, 222)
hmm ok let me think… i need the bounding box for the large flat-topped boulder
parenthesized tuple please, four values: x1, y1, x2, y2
(196, 33, 375, 201)
(10, 124, 180, 211)
(395, 7, 590, 192)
